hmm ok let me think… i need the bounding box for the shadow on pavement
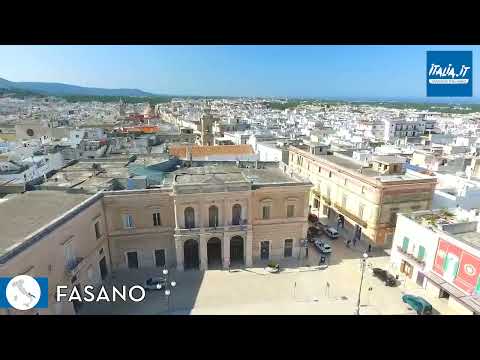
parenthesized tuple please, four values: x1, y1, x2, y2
(79, 266, 205, 315)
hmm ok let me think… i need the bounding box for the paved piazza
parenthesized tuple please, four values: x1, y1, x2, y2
(80, 233, 460, 315)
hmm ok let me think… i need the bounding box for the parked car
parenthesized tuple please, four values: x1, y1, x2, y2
(144, 277, 167, 291)
(402, 294, 433, 315)
(325, 227, 339, 239)
(314, 240, 332, 254)
(372, 268, 397, 287)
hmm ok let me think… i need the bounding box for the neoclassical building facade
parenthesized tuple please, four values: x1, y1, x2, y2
(103, 165, 312, 272)
(0, 164, 310, 315)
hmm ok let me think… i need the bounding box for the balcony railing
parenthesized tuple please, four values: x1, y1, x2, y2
(332, 203, 368, 228)
(396, 246, 425, 268)
(175, 227, 201, 235)
(321, 195, 331, 206)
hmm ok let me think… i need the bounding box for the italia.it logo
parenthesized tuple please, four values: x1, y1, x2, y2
(426, 51, 473, 97)
(0, 275, 48, 311)
(428, 63, 471, 85)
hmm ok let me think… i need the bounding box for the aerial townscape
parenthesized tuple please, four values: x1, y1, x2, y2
(1, 54, 480, 315)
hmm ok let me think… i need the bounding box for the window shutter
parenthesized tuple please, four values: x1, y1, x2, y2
(402, 237, 409, 252)
(418, 246, 425, 260)
(443, 254, 449, 272)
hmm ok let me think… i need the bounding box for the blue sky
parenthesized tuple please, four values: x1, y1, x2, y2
(0, 45, 478, 99)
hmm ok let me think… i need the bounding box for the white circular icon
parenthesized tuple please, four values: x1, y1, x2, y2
(6, 275, 41, 310)
(464, 264, 476, 276)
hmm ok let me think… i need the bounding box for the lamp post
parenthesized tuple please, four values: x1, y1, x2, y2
(355, 253, 368, 315)
(158, 268, 177, 314)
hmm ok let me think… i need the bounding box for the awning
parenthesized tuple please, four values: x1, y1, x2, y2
(426, 271, 479, 314)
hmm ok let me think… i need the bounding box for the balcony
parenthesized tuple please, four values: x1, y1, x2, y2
(227, 219, 249, 232)
(203, 226, 225, 234)
(332, 203, 368, 228)
(65, 257, 84, 275)
(320, 195, 331, 206)
(396, 246, 425, 268)
(175, 227, 201, 235)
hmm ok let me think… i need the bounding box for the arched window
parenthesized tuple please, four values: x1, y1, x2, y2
(184, 207, 195, 229)
(232, 204, 242, 225)
(209, 205, 219, 227)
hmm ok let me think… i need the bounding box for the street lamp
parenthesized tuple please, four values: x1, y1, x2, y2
(356, 252, 368, 315)
(161, 268, 177, 314)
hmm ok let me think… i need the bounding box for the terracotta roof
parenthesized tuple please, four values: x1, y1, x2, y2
(169, 144, 254, 158)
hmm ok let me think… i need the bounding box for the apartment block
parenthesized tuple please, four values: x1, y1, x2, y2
(287, 144, 437, 247)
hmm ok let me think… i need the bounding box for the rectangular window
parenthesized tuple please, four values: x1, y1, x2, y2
(154, 249, 166, 267)
(402, 237, 409, 252)
(94, 221, 101, 239)
(64, 242, 75, 264)
(342, 195, 347, 209)
(287, 205, 295, 218)
(126, 251, 139, 269)
(418, 245, 426, 261)
(313, 198, 320, 209)
(358, 204, 365, 219)
(153, 212, 161, 226)
(262, 206, 271, 220)
(318, 166, 321, 173)
(329, 171, 332, 178)
(390, 208, 399, 225)
(122, 214, 134, 229)
(284, 239, 293, 258)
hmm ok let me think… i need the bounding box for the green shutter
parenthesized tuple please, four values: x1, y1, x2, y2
(475, 276, 480, 295)
(418, 246, 425, 261)
(453, 261, 459, 277)
(402, 237, 409, 251)
(443, 254, 449, 271)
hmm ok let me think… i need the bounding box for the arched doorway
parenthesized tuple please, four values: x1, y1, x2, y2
(184, 207, 195, 229)
(230, 236, 244, 265)
(232, 204, 242, 225)
(207, 237, 222, 268)
(184, 239, 199, 270)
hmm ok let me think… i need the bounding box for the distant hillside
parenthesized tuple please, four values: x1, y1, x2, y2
(0, 77, 155, 97)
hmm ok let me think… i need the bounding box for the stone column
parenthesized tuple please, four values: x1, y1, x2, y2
(199, 234, 208, 271)
(175, 239, 184, 271)
(173, 199, 179, 229)
(245, 230, 253, 267)
(224, 199, 230, 226)
(241, 201, 247, 223)
(223, 234, 230, 269)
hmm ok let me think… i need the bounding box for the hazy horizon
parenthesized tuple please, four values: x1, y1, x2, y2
(0, 45, 479, 101)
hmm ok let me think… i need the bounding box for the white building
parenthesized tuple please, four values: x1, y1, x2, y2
(390, 208, 480, 315)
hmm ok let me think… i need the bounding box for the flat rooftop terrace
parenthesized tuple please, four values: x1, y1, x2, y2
(0, 191, 90, 256)
(170, 165, 308, 187)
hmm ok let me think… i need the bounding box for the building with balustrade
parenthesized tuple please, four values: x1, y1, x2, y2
(103, 164, 311, 271)
(0, 163, 310, 314)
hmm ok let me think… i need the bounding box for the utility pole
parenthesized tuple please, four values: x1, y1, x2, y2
(356, 253, 368, 315)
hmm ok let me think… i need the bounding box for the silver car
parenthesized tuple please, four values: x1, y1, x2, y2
(314, 240, 332, 254)
(325, 227, 339, 239)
